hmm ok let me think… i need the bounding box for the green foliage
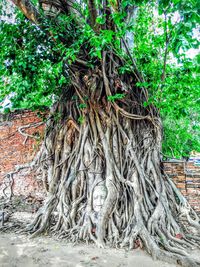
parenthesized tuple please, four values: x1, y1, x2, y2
(0, 9, 79, 110)
(132, 1, 200, 158)
(79, 103, 87, 109)
(53, 111, 62, 123)
(78, 115, 85, 124)
(0, 17, 57, 109)
(107, 94, 125, 102)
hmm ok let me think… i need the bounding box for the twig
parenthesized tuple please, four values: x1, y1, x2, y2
(18, 121, 44, 145)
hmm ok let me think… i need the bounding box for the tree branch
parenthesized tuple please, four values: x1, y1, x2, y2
(9, 0, 42, 24)
(87, 0, 98, 30)
(161, 12, 170, 82)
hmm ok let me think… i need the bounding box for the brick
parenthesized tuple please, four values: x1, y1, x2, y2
(176, 184, 186, 189)
(163, 161, 200, 213)
(187, 184, 200, 188)
(0, 110, 46, 200)
(186, 174, 200, 178)
(187, 189, 200, 195)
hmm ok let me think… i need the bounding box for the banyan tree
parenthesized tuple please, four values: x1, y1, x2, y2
(1, 0, 200, 266)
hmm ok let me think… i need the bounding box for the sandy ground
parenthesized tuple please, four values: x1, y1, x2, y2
(0, 232, 179, 267)
(0, 211, 199, 267)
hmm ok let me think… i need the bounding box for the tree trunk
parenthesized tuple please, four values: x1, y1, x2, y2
(26, 53, 200, 267)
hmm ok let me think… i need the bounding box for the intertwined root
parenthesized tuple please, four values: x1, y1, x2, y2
(26, 104, 200, 267)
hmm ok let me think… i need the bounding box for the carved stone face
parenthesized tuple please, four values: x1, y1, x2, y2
(93, 184, 107, 213)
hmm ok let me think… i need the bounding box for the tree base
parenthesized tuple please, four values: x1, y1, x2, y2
(21, 103, 200, 267)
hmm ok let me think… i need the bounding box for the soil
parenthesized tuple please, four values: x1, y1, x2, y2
(0, 230, 178, 267)
(0, 211, 178, 267)
(0, 198, 199, 267)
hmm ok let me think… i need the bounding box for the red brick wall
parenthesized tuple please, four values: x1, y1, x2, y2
(0, 110, 45, 200)
(164, 161, 200, 214)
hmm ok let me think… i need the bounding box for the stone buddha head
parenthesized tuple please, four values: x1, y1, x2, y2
(93, 182, 107, 213)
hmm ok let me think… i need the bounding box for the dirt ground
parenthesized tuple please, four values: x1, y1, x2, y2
(0, 204, 199, 267)
(0, 232, 179, 267)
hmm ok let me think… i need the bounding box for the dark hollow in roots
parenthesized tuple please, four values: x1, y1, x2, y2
(15, 56, 200, 267)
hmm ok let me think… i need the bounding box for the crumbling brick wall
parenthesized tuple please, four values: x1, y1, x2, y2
(0, 110, 45, 200)
(164, 161, 200, 214)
